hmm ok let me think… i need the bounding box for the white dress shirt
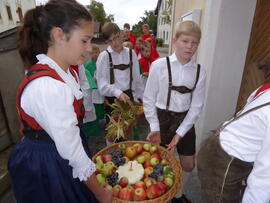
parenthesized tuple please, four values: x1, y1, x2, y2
(78, 64, 96, 123)
(21, 54, 96, 181)
(143, 53, 206, 137)
(96, 46, 144, 99)
(220, 88, 270, 203)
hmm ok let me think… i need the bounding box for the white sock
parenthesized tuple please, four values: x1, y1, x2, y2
(174, 171, 190, 198)
(106, 139, 115, 146)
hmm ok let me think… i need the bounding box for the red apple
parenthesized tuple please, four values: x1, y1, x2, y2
(133, 143, 143, 154)
(161, 159, 169, 165)
(150, 157, 160, 166)
(126, 185, 134, 196)
(119, 187, 133, 201)
(143, 143, 152, 151)
(125, 146, 137, 159)
(134, 188, 147, 201)
(144, 167, 153, 177)
(136, 155, 146, 164)
(134, 181, 147, 190)
(144, 177, 156, 188)
(149, 145, 158, 154)
(141, 151, 151, 161)
(156, 182, 166, 195)
(112, 184, 122, 197)
(95, 155, 103, 164)
(164, 177, 174, 188)
(104, 183, 112, 191)
(151, 153, 162, 162)
(146, 184, 161, 199)
(143, 160, 152, 168)
(119, 177, 129, 188)
(103, 154, 112, 163)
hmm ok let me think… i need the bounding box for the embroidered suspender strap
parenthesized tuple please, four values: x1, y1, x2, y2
(219, 102, 270, 132)
(129, 48, 133, 90)
(166, 56, 172, 111)
(106, 50, 114, 84)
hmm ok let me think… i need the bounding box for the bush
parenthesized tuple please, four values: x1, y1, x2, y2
(156, 38, 164, 47)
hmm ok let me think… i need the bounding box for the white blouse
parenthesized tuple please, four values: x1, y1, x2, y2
(21, 54, 96, 181)
(220, 88, 270, 202)
(143, 53, 206, 137)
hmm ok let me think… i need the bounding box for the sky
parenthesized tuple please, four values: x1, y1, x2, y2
(36, 0, 158, 28)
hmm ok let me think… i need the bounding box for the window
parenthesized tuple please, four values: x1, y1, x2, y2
(6, 6, 13, 21)
(17, 7, 23, 22)
(166, 32, 168, 40)
(0, 11, 2, 20)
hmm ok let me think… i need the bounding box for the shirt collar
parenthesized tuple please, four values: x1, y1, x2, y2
(169, 52, 196, 68)
(36, 54, 83, 99)
(107, 46, 127, 54)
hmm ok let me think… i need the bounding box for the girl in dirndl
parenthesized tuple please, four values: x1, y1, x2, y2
(8, 1, 112, 202)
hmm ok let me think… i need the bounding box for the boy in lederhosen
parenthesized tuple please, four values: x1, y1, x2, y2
(143, 21, 206, 202)
(197, 59, 270, 203)
(96, 22, 144, 145)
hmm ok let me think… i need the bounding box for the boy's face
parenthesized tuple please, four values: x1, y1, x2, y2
(142, 47, 151, 58)
(90, 49, 100, 62)
(109, 32, 124, 52)
(173, 33, 200, 64)
(142, 27, 149, 35)
(136, 41, 143, 50)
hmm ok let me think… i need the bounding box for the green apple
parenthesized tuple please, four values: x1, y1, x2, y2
(143, 143, 152, 151)
(136, 155, 146, 164)
(96, 173, 106, 185)
(164, 177, 174, 188)
(95, 155, 103, 164)
(150, 157, 159, 166)
(163, 165, 173, 174)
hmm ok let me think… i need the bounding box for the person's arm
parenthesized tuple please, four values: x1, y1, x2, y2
(132, 50, 144, 99)
(242, 108, 270, 202)
(143, 61, 160, 132)
(96, 51, 122, 98)
(176, 67, 207, 137)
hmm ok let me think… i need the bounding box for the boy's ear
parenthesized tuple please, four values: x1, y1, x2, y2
(51, 27, 66, 44)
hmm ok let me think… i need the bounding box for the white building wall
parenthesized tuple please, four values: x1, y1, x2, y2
(156, 0, 171, 45)
(0, 0, 36, 33)
(196, 0, 257, 146)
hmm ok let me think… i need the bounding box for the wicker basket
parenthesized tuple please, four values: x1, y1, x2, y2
(92, 140, 182, 203)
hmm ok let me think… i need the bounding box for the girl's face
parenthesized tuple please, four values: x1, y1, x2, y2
(63, 20, 93, 66)
(142, 47, 151, 58)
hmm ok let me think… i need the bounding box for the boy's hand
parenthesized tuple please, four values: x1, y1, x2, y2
(99, 188, 112, 203)
(118, 93, 130, 103)
(147, 131, 161, 145)
(142, 72, 149, 77)
(166, 134, 181, 152)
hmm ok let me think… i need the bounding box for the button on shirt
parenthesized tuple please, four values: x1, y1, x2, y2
(220, 89, 270, 202)
(96, 46, 144, 99)
(21, 54, 96, 181)
(143, 53, 206, 137)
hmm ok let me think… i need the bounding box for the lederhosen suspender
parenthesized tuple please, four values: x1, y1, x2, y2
(165, 56, 201, 111)
(106, 48, 133, 90)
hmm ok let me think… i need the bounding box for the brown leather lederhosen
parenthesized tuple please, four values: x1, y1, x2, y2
(158, 57, 201, 155)
(197, 101, 270, 203)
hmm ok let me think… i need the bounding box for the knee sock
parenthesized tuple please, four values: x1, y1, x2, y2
(174, 171, 191, 198)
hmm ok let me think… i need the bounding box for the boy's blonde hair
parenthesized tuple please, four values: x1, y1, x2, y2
(174, 21, 201, 40)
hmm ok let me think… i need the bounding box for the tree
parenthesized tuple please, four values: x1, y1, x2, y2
(87, 0, 114, 26)
(132, 10, 157, 37)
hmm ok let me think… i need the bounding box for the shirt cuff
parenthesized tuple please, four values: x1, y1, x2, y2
(114, 89, 123, 99)
(72, 159, 96, 181)
(176, 127, 186, 137)
(150, 123, 160, 132)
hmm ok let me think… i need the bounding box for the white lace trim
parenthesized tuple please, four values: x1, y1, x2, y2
(73, 161, 96, 181)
